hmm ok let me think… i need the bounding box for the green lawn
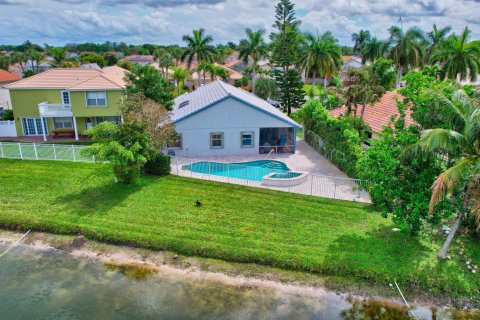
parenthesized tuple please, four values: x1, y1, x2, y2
(0, 159, 478, 299)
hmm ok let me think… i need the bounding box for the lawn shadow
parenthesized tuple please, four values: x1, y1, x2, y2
(53, 180, 145, 216)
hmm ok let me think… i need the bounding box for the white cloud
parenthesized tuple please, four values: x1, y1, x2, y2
(0, 0, 478, 45)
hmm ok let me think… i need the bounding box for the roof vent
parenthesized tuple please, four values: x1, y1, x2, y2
(179, 100, 190, 108)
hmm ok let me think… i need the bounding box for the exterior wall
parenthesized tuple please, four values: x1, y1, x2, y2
(10, 89, 123, 136)
(169, 97, 294, 157)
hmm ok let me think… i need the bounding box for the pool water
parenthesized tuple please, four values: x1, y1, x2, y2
(184, 160, 292, 181)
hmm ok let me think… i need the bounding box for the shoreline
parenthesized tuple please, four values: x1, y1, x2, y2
(1, 229, 477, 311)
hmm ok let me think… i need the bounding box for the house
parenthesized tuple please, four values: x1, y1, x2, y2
(5, 66, 127, 141)
(166, 80, 301, 157)
(81, 63, 101, 69)
(121, 55, 154, 65)
(0, 69, 21, 110)
(329, 90, 414, 139)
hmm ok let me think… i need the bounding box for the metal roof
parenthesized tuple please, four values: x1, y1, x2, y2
(171, 80, 301, 128)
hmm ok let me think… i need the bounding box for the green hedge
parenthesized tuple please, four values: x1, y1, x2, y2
(143, 153, 171, 176)
(302, 99, 367, 177)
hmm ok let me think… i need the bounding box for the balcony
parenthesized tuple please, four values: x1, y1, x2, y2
(38, 102, 73, 117)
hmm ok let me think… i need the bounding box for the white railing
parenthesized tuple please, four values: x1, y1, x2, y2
(0, 120, 17, 137)
(0, 142, 93, 162)
(38, 102, 72, 117)
(170, 156, 371, 203)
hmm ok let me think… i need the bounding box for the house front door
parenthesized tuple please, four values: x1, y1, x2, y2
(85, 117, 93, 130)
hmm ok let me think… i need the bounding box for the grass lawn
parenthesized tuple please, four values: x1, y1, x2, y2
(0, 159, 478, 300)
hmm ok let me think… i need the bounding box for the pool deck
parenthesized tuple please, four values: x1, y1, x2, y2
(171, 140, 370, 203)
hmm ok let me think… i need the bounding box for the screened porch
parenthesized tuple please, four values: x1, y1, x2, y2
(259, 127, 295, 154)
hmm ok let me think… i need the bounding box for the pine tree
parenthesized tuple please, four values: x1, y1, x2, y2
(274, 69, 305, 115)
(270, 0, 304, 115)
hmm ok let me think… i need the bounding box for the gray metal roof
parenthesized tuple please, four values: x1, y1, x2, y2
(171, 80, 301, 128)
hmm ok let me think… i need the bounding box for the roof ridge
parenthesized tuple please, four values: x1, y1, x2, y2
(216, 80, 230, 96)
(4, 68, 58, 88)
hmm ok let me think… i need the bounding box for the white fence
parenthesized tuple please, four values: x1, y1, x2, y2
(0, 121, 17, 137)
(0, 142, 371, 203)
(0, 142, 93, 162)
(170, 156, 371, 203)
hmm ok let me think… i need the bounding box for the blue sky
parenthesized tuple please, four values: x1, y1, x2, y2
(0, 0, 479, 46)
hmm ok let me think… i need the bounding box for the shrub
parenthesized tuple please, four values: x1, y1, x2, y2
(302, 99, 367, 177)
(1, 109, 13, 120)
(143, 153, 171, 176)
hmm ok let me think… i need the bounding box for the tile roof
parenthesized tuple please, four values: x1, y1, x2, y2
(0, 69, 21, 83)
(171, 80, 301, 128)
(5, 66, 127, 90)
(329, 90, 414, 133)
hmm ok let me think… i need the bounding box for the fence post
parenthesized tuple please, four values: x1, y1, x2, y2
(333, 180, 337, 199)
(53, 144, 57, 160)
(72, 145, 76, 161)
(18, 143, 23, 160)
(176, 157, 179, 175)
(33, 143, 38, 160)
(310, 175, 314, 196)
(0, 142, 3, 158)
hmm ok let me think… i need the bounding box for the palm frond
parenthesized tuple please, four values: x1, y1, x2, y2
(429, 158, 474, 213)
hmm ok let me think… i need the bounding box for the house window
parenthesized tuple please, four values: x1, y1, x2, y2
(241, 131, 254, 148)
(95, 116, 121, 124)
(167, 133, 182, 149)
(61, 91, 71, 106)
(53, 117, 73, 129)
(86, 91, 107, 106)
(210, 132, 224, 149)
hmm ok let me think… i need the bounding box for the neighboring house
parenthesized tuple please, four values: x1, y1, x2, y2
(329, 90, 414, 139)
(166, 80, 301, 157)
(81, 63, 101, 69)
(339, 56, 363, 81)
(121, 55, 154, 65)
(5, 66, 127, 141)
(66, 52, 79, 59)
(0, 69, 21, 110)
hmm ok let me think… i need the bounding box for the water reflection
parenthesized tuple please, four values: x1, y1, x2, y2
(0, 245, 478, 320)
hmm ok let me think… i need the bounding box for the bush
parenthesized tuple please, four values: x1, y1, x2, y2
(1, 109, 13, 120)
(302, 99, 367, 177)
(143, 153, 171, 176)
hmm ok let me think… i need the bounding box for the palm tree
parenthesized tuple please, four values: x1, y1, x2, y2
(154, 48, 174, 80)
(238, 28, 267, 90)
(430, 27, 480, 83)
(181, 29, 216, 87)
(351, 30, 371, 63)
(300, 32, 342, 88)
(196, 61, 214, 84)
(425, 24, 452, 62)
(404, 89, 480, 258)
(213, 66, 230, 82)
(388, 26, 426, 88)
(172, 67, 191, 95)
(362, 37, 388, 63)
(50, 48, 67, 67)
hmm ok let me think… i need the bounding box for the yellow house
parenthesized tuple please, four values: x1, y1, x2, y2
(5, 66, 127, 141)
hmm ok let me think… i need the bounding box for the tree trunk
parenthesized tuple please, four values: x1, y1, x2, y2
(312, 70, 316, 86)
(438, 212, 463, 259)
(360, 101, 367, 118)
(323, 77, 327, 89)
(396, 65, 403, 88)
(252, 60, 257, 91)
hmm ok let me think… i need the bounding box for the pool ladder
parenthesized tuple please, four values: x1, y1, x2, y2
(266, 149, 275, 159)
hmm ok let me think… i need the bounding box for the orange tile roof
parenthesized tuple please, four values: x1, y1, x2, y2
(224, 59, 241, 68)
(0, 69, 21, 83)
(5, 66, 127, 90)
(329, 90, 414, 133)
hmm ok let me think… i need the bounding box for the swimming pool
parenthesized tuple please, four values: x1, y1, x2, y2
(183, 160, 292, 182)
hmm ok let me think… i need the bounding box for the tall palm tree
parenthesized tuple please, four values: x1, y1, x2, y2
(425, 23, 452, 62)
(181, 29, 216, 87)
(362, 37, 388, 63)
(238, 28, 267, 90)
(172, 66, 190, 95)
(300, 32, 342, 88)
(388, 26, 426, 88)
(404, 89, 480, 258)
(351, 29, 371, 63)
(430, 27, 480, 83)
(49, 48, 67, 67)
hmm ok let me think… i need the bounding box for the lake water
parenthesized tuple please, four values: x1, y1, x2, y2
(0, 245, 478, 320)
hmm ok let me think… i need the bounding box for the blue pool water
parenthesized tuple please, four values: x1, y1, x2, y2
(184, 160, 292, 181)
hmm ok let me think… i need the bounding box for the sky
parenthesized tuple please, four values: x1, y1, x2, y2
(0, 0, 479, 47)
